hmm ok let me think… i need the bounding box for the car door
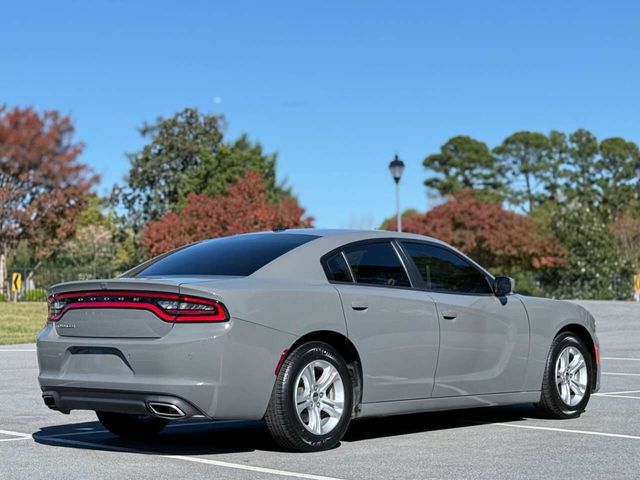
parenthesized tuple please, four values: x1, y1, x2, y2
(324, 240, 440, 403)
(399, 241, 530, 397)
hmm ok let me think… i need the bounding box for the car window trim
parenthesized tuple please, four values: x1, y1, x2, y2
(397, 240, 496, 296)
(320, 238, 414, 290)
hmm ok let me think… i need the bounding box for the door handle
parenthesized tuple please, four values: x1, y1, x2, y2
(441, 310, 457, 320)
(351, 302, 369, 311)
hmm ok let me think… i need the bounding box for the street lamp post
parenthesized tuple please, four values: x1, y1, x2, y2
(388, 154, 405, 232)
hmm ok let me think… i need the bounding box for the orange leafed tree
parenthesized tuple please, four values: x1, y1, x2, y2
(141, 171, 314, 256)
(387, 190, 565, 270)
(0, 106, 98, 294)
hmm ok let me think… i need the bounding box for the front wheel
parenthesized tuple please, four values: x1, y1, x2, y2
(265, 341, 353, 452)
(96, 411, 168, 439)
(537, 332, 593, 419)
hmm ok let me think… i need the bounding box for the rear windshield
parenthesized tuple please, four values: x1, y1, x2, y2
(135, 233, 319, 277)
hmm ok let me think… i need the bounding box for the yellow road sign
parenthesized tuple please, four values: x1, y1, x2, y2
(11, 272, 22, 293)
(634, 274, 640, 292)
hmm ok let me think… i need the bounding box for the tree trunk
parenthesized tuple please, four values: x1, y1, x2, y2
(0, 244, 7, 300)
(524, 172, 533, 214)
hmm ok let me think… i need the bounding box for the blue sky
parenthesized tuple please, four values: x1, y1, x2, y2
(3, 0, 639, 228)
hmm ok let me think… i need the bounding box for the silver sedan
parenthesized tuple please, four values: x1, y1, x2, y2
(37, 229, 600, 451)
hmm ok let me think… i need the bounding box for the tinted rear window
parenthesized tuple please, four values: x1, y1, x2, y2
(343, 242, 411, 287)
(136, 233, 319, 277)
(325, 252, 353, 282)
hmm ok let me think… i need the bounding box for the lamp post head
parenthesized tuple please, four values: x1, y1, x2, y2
(388, 154, 405, 184)
(635, 161, 640, 179)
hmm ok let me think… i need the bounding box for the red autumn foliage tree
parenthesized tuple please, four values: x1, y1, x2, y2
(0, 106, 98, 291)
(141, 171, 314, 256)
(387, 190, 565, 270)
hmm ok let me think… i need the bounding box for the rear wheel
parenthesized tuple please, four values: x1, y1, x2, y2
(265, 341, 353, 452)
(537, 332, 593, 419)
(96, 411, 168, 439)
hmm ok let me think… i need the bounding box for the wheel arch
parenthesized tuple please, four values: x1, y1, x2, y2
(285, 330, 363, 415)
(556, 323, 598, 391)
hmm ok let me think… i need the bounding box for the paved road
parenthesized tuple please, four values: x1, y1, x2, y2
(1, 301, 639, 479)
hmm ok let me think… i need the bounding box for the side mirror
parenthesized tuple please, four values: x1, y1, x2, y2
(494, 276, 514, 296)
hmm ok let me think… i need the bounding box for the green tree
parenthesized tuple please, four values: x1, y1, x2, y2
(541, 130, 569, 202)
(178, 134, 287, 204)
(116, 108, 224, 228)
(493, 131, 550, 212)
(598, 137, 640, 218)
(538, 204, 633, 299)
(423, 136, 506, 202)
(564, 129, 601, 206)
(116, 108, 288, 231)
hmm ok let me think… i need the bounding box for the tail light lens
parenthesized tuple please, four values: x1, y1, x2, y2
(47, 291, 228, 323)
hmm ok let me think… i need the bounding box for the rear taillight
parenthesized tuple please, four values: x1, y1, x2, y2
(157, 295, 227, 322)
(47, 291, 228, 323)
(47, 297, 66, 322)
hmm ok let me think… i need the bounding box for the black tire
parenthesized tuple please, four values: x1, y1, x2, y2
(265, 341, 354, 452)
(96, 411, 169, 439)
(536, 332, 594, 419)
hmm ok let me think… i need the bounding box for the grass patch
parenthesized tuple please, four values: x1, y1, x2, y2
(0, 302, 47, 345)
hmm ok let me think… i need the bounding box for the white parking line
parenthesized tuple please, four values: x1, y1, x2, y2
(594, 394, 640, 400)
(0, 349, 36, 352)
(0, 429, 32, 439)
(0, 437, 31, 442)
(480, 422, 640, 441)
(595, 389, 640, 395)
(602, 357, 640, 361)
(6, 430, 346, 480)
(602, 372, 640, 377)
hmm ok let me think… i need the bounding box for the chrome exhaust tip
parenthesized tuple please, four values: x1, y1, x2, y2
(147, 401, 186, 418)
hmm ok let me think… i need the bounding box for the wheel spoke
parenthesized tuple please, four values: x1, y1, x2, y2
(561, 349, 570, 371)
(321, 399, 343, 418)
(570, 378, 585, 396)
(301, 364, 315, 388)
(317, 367, 338, 392)
(297, 399, 311, 414)
(308, 405, 322, 434)
(561, 382, 571, 404)
(569, 357, 585, 375)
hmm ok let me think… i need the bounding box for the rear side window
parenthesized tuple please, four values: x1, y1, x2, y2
(136, 233, 318, 277)
(325, 253, 353, 282)
(402, 242, 492, 294)
(343, 242, 410, 287)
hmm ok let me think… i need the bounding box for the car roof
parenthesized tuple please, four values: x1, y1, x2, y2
(263, 228, 445, 244)
(250, 228, 469, 283)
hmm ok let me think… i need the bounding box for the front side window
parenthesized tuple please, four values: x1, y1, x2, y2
(402, 242, 492, 294)
(342, 242, 410, 287)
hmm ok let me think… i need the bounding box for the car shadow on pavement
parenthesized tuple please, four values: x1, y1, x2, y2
(33, 403, 539, 454)
(34, 418, 277, 455)
(343, 403, 538, 442)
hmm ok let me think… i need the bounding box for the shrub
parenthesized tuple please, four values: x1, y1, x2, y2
(21, 288, 47, 302)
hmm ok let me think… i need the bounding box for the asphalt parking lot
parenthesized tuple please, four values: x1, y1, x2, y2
(2, 301, 639, 479)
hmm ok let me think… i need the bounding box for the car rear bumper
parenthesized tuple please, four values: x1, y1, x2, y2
(37, 318, 295, 420)
(41, 387, 203, 419)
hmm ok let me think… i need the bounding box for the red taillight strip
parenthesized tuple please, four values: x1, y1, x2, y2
(54, 301, 175, 321)
(48, 291, 228, 323)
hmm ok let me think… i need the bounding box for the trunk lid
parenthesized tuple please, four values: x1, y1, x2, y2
(49, 278, 183, 338)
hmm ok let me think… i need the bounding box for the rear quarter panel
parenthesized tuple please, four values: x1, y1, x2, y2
(183, 278, 348, 338)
